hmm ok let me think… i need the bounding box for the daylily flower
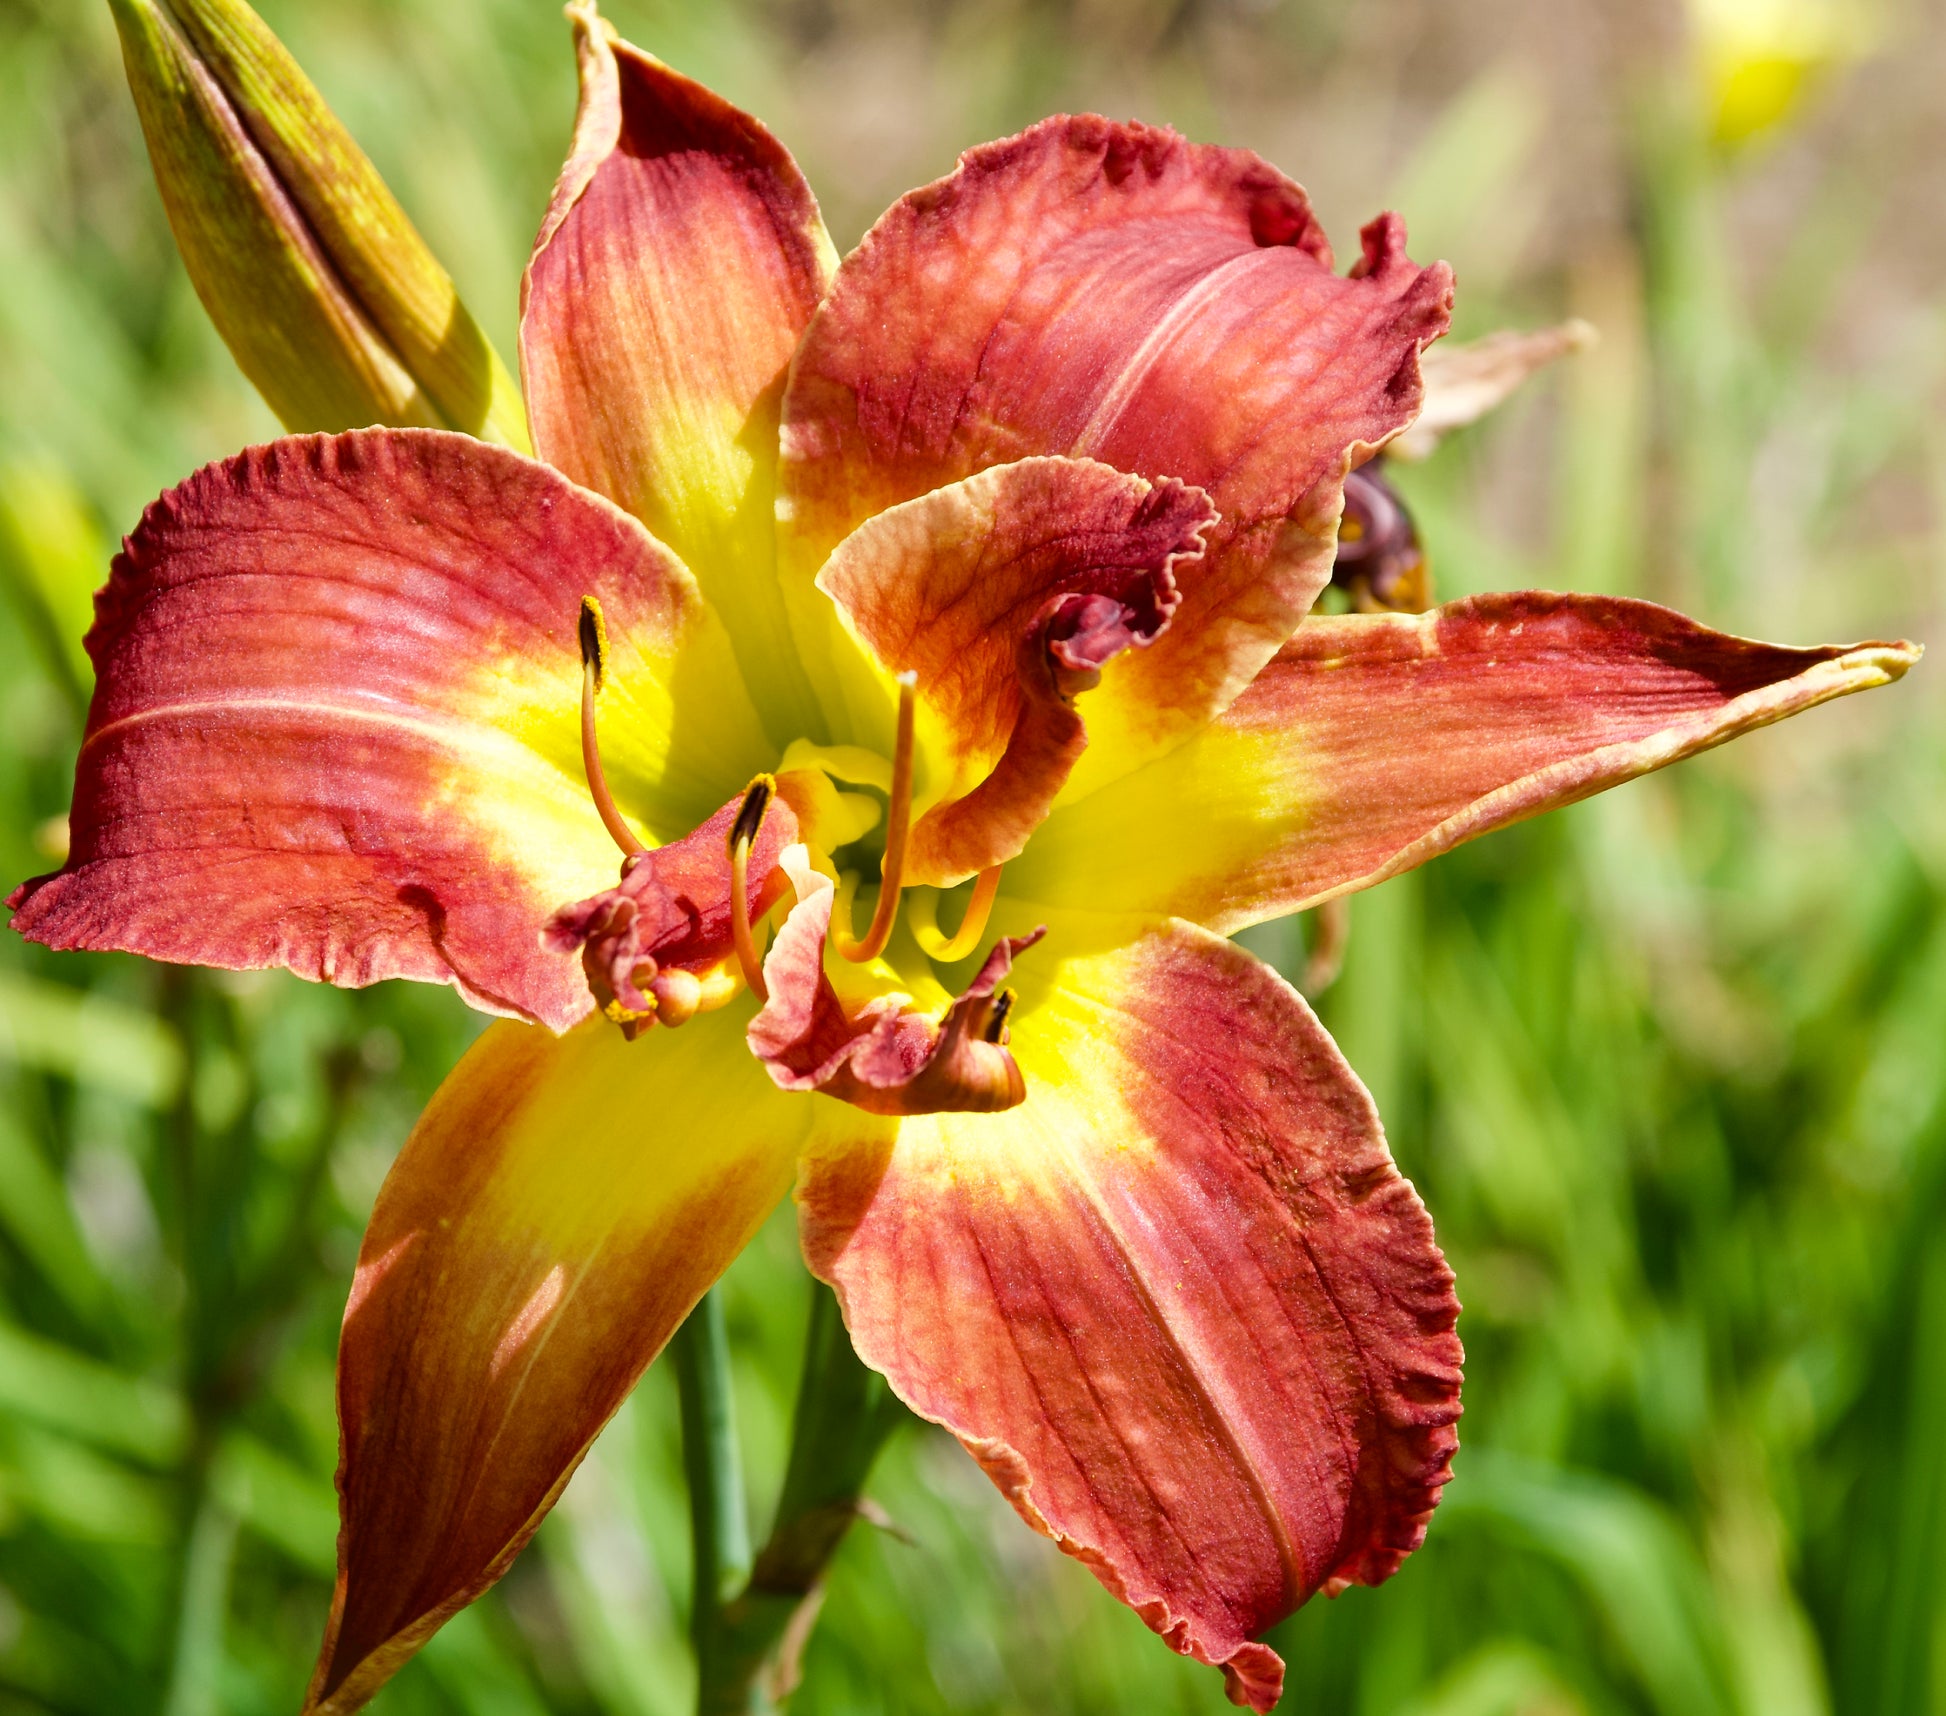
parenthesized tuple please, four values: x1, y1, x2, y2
(10, 5, 1920, 1712)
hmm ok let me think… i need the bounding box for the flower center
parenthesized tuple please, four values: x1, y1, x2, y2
(575, 603, 1008, 1019)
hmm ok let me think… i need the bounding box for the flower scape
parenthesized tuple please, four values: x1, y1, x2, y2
(7, 1, 1920, 1711)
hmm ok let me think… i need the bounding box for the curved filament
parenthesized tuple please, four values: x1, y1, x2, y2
(910, 866, 1004, 962)
(833, 673, 916, 965)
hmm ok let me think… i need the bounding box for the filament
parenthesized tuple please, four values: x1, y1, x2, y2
(578, 596, 646, 859)
(832, 673, 916, 965)
(727, 775, 774, 1002)
(910, 865, 1003, 962)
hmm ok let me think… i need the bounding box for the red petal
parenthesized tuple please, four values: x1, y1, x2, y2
(1005, 593, 1922, 928)
(814, 457, 1215, 881)
(8, 429, 772, 1029)
(522, 4, 833, 734)
(544, 773, 822, 1022)
(782, 117, 1451, 788)
(798, 916, 1461, 1707)
(309, 1011, 814, 1713)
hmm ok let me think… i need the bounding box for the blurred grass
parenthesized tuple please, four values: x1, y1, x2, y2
(0, 0, 1941, 1711)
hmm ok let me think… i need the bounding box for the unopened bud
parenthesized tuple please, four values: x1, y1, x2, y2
(107, 0, 529, 448)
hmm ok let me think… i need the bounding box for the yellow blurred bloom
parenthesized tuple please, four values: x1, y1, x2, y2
(1688, 0, 1874, 148)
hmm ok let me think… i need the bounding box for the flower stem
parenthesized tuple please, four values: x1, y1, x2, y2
(693, 1282, 907, 1715)
(672, 1286, 754, 1676)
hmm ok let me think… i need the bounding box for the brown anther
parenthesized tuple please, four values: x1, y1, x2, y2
(728, 775, 776, 1001)
(578, 595, 646, 859)
(833, 673, 916, 965)
(578, 595, 608, 690)
(911, 864, 1004, 963)
(981, 988, 1015, 1044)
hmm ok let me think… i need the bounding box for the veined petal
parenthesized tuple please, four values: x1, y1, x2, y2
(780, 116, 1451, 790)
(798, 911, 1461, 1710)
(306, 1009, 816, 1714)
(522, 1, 836, 741)
(1003, 593, 1922, 929)
(815, 457, 1215, 883)
(7, 430, 772, 1030)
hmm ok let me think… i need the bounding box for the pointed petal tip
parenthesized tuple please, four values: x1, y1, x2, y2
(1004, 594, 1924, 933)
(1847, 636, 1923, 678)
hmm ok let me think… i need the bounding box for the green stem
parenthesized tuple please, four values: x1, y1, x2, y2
(672, 1289, 752, 1668)
(695, 1282, 907, 1715)
(161, 1484, 240, 1716)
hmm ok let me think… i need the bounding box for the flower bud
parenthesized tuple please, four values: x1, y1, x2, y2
(107, 0, 529, 449)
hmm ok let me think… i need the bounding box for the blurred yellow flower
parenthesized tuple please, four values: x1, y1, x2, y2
(1688, 0, 1874, 148)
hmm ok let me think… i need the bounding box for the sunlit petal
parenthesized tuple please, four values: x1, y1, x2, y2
(307, 1010, 819, 1713)
(814, 457, 1215, 880)
(7, 430, 771, 1028)
(1004, 593, 1921, 928)
(522, 1, 836, 740)
(799, 911, 1461, 1711)
(781, 116, 1451, 791)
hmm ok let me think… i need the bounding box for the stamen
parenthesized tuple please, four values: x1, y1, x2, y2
(910, 865, 1004, 962)
(727, 775, 775, 1001)
(578, 595, 646, 859)
(832, 673, 917, 965)
(982, 989, 1015, 1044)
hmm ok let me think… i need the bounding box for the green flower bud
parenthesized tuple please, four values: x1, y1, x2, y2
(108, 0, 529, 449)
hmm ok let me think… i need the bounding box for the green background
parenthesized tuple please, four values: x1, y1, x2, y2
(0, 0, 1939, 1711)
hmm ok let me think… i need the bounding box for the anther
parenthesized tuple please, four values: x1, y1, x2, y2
(910, 865, 1004, 963)
(578, 595, 646, 859)
(833, 673, 917, 965)
(982, 989, 1015, 1044)
(579, 595, 608, 688)
(727, 775, 775, 1001)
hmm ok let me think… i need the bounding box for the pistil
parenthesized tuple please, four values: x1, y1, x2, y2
(727, 775, 775, 1001)
(831, 673, 917, 965)
(578, 596, 647, 859)
(910, 865, 1004, 962)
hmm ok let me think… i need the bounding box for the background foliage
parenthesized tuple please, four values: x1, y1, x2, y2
(0, 0, 1941, 1711)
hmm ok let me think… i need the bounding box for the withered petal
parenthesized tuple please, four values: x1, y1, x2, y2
(544, 774, 820, 1022)
(1388, 320, 1596, 461)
